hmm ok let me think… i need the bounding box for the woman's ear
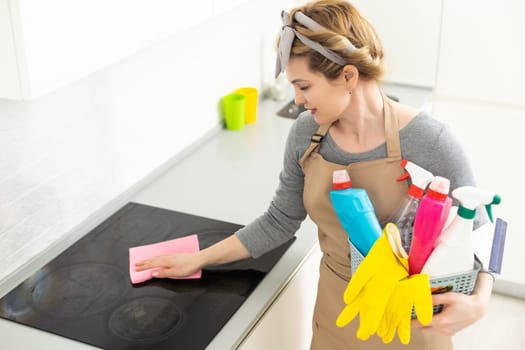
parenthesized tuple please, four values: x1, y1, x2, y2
(342, 65, 359, 91)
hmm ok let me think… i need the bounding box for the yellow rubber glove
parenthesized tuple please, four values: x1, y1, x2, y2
(336, 224, 409, 341)
(377, 274, 433, 345)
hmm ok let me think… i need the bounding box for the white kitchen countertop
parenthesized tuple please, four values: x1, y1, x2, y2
(0, 98, 320, 349)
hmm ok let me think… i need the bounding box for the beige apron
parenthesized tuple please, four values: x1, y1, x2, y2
(300, 94, 453, 350)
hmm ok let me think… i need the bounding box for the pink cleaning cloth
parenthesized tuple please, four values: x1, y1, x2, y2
(129, 234, 201, 284)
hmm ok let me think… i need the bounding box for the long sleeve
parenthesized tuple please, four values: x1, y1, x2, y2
(234, 117, 313, 258)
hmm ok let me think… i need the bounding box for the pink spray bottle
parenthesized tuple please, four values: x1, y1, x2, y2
(408, 176, 452, 275)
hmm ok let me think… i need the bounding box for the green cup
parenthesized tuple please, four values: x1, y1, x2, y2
(222, 93, 246, 130)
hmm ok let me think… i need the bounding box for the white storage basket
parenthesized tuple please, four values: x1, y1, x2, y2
(349, 241, 480, 316)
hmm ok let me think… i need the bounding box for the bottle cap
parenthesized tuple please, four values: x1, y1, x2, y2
(333, 169, 352, 190)
(408, 185, 425, 198)
(426, 176, 450, 201)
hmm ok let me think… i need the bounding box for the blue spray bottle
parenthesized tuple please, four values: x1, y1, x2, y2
(330, 169, 382, 256)
(389, 160, 434, 252)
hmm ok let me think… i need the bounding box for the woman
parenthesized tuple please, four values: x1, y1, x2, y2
(136, 1, 494, 348)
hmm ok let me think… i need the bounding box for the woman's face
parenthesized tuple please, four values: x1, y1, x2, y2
(286, 56, 350, 125)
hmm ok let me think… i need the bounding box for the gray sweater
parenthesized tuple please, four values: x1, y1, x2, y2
(235, 110, 477, 258)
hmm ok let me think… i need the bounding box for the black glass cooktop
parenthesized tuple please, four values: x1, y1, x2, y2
(0, 203, 294, 349)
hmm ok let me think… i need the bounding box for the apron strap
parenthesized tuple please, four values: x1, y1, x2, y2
(299, 123, 330, 166)
(381, 91, 402, 161)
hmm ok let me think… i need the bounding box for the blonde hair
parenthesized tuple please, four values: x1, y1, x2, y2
(280, 0, 384, 81)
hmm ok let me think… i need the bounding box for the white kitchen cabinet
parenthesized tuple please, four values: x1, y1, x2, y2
(238, 242, 322, 350)
(351, 0, 443, 88)
(0, 0, 214, 100)
(436, 0, 525, 106)
(350, 0, 524, 107)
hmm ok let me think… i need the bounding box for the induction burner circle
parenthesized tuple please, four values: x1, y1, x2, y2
(108, 297, 184, 342)
(111, 214, 172, 244)
(31, 263, 127, 318)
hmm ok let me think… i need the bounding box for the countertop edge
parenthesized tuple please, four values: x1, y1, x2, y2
(207, 222, 318, 349)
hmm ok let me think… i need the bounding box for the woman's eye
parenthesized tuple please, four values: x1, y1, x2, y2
(299, 86, 310, 91)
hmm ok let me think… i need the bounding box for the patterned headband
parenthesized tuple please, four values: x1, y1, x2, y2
(275, 10, 360, 78)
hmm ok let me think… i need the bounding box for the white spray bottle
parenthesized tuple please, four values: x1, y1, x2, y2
(389, 160, 434, 252)
(421, 186, 501, 276)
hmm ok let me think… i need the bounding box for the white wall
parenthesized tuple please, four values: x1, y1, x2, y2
(0, 0, 21, 99)
(0, 0, 291, 129)
(6, 0, 214, 99)
(2, 0, 290, 100)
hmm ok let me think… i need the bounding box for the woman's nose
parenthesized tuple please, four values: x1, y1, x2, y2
(294, 92, 305, 106)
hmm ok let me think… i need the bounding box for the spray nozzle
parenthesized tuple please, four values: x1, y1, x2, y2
(397, 160, 434, 199)
(485, 194, 502, 222)
(452, 186, 501, 223)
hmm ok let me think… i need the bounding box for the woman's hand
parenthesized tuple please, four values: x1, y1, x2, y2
(412, 291, 487, 336)
(412, 272, 493, 336)
(135, 252, 203, 278)
(135, 234, 251, 279)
